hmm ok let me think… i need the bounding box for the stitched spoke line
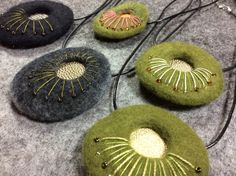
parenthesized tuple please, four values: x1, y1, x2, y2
(100, 9, 142, 31)
(28, 51, 98, 101)
(94, 136, 201, 175)
(0, 8, 54, 35)
(146, 57, 214, 92)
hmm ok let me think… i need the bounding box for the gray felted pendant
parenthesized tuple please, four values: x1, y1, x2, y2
(0, 0, 73, 49)
(92, 2, 149, 40)
(11, 47, 111, 122)
(135, 41, 224, 106)
(83, 105, 209, 176)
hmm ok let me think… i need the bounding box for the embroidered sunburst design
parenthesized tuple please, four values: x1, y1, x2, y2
(146, 57, 216, 93)
(94, 128, 201, 176)
(100, 9, 142, 31)
(28, 51, 99, 102)
(0, 8, 53, 35)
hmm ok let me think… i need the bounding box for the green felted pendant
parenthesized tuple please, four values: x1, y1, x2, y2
(83, 105, 209, 176)
(135, 41, 224, 106)
(92, 2, 149, 40)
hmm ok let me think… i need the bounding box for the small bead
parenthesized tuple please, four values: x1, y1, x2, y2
(207, 81, 212, 85)
(195, 167, 202, 173)
(57, 97, 63, 103)
(156, 79, 161, 83)
(94, 137, 100, 143)
(102, 162, 108, 169)
(71, 93, 77, 98)
(28, 75, 33, 79)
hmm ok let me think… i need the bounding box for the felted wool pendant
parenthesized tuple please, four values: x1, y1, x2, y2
(11, 48, 111, 122)
(92, 2, 149, 40)
(83, 105, 209, 176)
(0, 1, 73, 49)
(135, 41, 224, 106)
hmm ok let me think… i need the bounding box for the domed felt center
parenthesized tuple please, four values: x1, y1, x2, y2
(130, 128, 167, 158)
(57, 62, 85, 80)
(170, 59, 192, 72)
(28, 13, 49, 21)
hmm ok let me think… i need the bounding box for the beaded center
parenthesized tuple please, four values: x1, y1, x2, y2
(130, 128, 167, 158)
(57, 62, 85, 80)
(28, 13, 49, 21)
(170, 59, 192, 72)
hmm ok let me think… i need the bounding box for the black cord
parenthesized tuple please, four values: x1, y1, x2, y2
(206, 46, 236, 149)
(112, 0, 200, 110)
(223, 63, 236, 72)
(112, 68, 135, 77)
(147, 0, 219, 25)
(73, 0, 113, 21)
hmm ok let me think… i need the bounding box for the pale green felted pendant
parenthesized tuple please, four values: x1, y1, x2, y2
(83, 105, 209, 176)
(135, 41, 224, 106)
(92, 2, 149, 39)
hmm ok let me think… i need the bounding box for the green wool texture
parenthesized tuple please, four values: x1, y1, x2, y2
(135, 41, 224, 106)
(92, 2, 149, 39)
(83, 105, 209, 176)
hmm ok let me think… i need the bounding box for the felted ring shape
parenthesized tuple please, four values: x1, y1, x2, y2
(0, 0, 74, 49)
(135, 41, 224, 106)
(11, 47, 111, 122)
(92, 2, 149, 40)
(83, 105, 209, 176)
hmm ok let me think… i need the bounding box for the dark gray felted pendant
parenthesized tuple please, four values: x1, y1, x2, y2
(11, 48, 111, 122)
(83, 105, 209, 176)
(0, 0, 74, 49)
(136, 41, 224, 106)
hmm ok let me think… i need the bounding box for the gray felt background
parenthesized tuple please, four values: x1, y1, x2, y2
(0, 0, 235, 175)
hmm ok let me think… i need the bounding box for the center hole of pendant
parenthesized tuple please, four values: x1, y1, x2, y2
(28, 13, 48, 21)
(130, 128, 167, 158)
(57, 62, 85, 80)
(170, 59, 192, 72)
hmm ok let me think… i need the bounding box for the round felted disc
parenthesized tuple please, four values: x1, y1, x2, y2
(83, 105, 209, 176)
(0, 1, 73, 49)
(135, 41, 224, 106)
(92, 2, 149, 40)
(11, 47, 111, 122)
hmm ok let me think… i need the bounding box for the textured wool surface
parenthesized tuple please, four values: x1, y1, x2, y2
(0, 0, 235, 176)
(93, 2, 149, 39)
(136, 41, 224, 106)
(83, 105, 209, 176)
(0, 0, 74, 48)
(11, 47, 111, 122)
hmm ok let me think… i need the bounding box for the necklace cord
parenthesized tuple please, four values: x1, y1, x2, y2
(206, 46, 236, 149)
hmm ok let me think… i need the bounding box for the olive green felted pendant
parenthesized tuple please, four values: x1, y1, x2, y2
(11, 48, 111, 122)
(92, 2, 149, 40)
(83, 105, 209, 176)
(135, 41, 224, 106)
(0, 1, 74, 49)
